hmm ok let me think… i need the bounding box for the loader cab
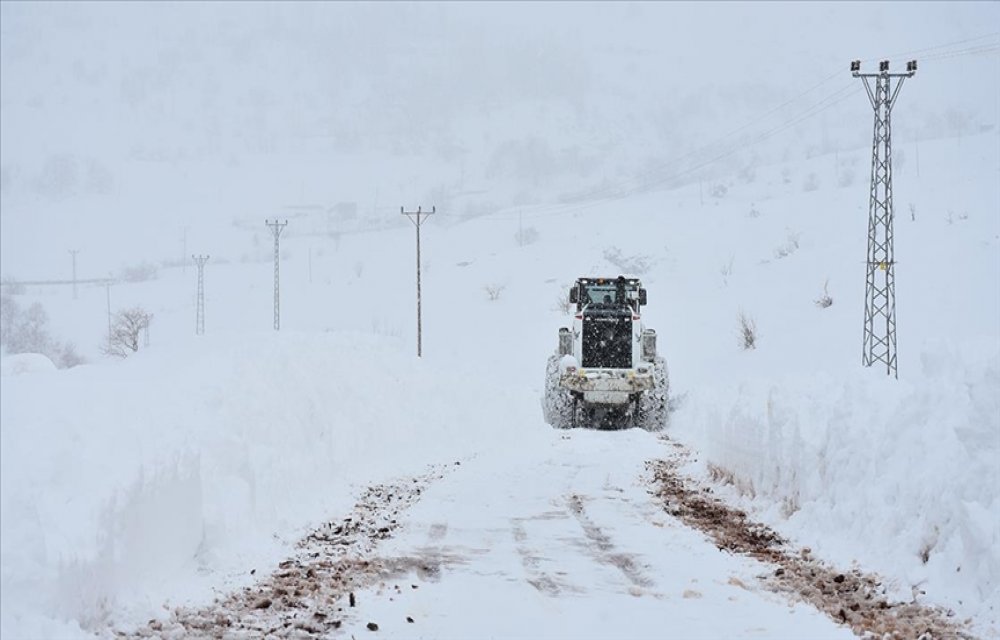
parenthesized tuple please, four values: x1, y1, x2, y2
(570, 276, 646, 314)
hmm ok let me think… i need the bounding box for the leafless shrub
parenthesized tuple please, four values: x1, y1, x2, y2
(815, 279, 833, 308)
(53, 342, 86, 368)
(1, 277, 26, 295)
(120, 261, 158, 283)
(34, 154, 79, 199)
(515, 226, 539, 247)
(603, 247, 652, 275)
(710, 183, 728, 199)
(3, 300, 50, 354)
(837, 167, 855, 188)
(484, 284, 505, 301)
(552, 288, 573, 315)
(774, 231, 801, 259)
(909, 203, 916, 222)
(803, 172, 820, 192)
(0, 293, 17, 345)
(738, 312, 757, 351)
(748, 204, 761, 218)
(1, 296, 85, 367)
(353, 261, 364, 278)
(720, 256, 734, 286)
(103, 306, 152, 358)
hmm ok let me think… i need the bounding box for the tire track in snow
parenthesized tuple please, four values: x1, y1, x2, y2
(510, 511, 583, 596)
(122, 466, 460, 638)
(567, 493, 655, 591)
(647, 440, 976, 639)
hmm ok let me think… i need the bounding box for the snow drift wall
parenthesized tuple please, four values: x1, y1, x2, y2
(671, 342, 1000, 627)
(0, 332, 535, 638)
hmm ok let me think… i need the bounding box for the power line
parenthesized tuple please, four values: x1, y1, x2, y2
(620, 67, 845, 198)
(921, 44, 1000, 62)
(508, 81, 862, 222)
(869, 32, 998, 63)
(486, 33, 1000, 225)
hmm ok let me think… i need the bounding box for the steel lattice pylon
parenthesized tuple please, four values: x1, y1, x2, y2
(193, 254, 209, 335)
(852, 59, 916, 379)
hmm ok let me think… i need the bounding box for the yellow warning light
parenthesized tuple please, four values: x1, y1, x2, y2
(879, 261, 888, 271)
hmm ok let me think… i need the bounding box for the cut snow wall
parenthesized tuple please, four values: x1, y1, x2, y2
(671, 344, 1000, 624)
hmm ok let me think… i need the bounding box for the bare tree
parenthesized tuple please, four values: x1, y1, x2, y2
(5, 302, 50, 354)
(738, 312, 757, 351)
(2, 295, 85, 368)
(484, 284, 505, 301)
(0, 293, 18, 346)
(103, 306, 152, 358)
(552, 289, 573, 315)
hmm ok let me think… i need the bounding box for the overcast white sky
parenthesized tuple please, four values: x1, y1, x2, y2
(1, 1, 997, 276)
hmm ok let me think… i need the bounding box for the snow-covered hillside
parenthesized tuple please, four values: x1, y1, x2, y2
(2, 3, 999, 638)
(3, 127, 997, 638)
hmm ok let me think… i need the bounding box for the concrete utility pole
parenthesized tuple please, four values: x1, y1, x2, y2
(401, 206, 434, 357)
(68, 249, 80, 299)
(193, 254, 209, 335)
(851, 58, 916, 379)
(265, 219, 288, 330)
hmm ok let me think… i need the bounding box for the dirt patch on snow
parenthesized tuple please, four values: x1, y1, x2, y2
(122, 467, 459, 638)
(647, 451, 975, 639)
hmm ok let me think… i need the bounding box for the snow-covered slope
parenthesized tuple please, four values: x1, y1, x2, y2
(2, 129, 997, 638)
(1, 332, 540, 636)
(2, 3, 999, 637)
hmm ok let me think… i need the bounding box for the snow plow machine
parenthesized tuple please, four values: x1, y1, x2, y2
(543, 276, 668, 430)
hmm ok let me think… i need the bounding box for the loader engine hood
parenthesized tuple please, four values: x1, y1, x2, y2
(581, 307, 632, 369)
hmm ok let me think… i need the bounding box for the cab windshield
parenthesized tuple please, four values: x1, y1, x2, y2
(583, 284, 625, 306)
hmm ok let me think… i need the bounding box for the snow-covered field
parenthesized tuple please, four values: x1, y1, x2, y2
(3, 128, 996, 638)
(2, 3, 999, 638)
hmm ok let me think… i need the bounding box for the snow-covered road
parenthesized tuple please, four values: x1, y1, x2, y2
(333, 429, 851, 639)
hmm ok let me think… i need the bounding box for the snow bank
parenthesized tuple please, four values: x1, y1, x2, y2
(671, 341, 1000, 627)
(1, 352, 58, 377)
(0, 331, 537, 638)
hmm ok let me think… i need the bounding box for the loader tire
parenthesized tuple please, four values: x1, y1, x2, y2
(543, 354, 575, 429)
(636, 356, 669, 431)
